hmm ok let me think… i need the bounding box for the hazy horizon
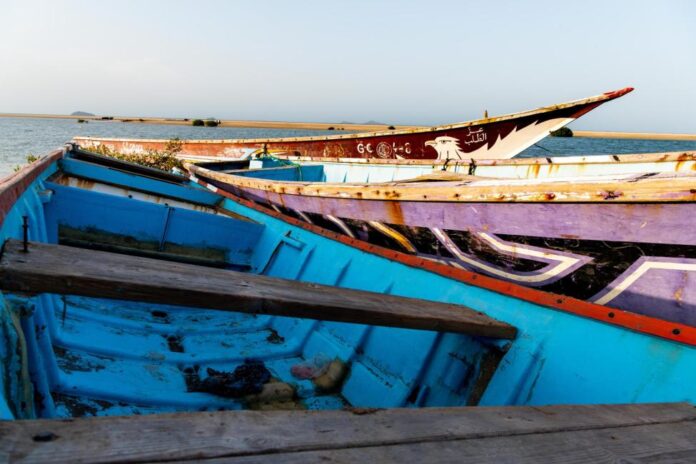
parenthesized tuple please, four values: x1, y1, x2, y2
(1, 0, 694, 132)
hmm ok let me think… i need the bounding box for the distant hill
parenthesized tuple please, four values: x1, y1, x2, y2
(71, 111, 94, 116)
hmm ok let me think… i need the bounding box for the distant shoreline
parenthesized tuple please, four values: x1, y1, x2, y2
(0, 112, 418, 132)
(572, 130, 696, 141)
(0, 112, 694, 141)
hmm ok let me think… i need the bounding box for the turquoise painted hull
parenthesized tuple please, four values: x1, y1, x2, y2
(0, 147, 693, 421)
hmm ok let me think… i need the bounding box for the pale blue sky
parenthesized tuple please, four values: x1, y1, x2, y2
(1, 0, 694, 131)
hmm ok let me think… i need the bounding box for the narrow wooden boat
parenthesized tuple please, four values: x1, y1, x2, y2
(186, 158, 696, 326)
(192, 149, 696, 180)
(73, 87, 633, 160)
(0, 144, 693, 434)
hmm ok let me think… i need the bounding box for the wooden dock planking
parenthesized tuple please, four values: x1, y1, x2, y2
(0, 240, 516, 338)
(1, 403, 694, 463)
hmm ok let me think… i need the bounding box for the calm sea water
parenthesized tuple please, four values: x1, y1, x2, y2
(1, 117, 695, 176)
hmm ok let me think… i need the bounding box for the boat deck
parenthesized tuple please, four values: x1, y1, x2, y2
(2, 402, 694, 463)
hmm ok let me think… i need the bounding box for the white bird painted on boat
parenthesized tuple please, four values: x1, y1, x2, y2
(424, 136, 466, 160)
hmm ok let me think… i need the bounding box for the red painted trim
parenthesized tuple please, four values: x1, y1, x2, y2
(192, 175, 696, 346)
(604, 87, 634, 99)
(0, 150, 63, 227)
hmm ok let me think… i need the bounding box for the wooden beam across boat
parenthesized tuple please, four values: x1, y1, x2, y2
(0, 240, 515, 339)
(1, 402, 694, 463)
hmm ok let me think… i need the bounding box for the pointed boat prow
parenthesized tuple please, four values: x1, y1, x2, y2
(73, 87, 635, 161)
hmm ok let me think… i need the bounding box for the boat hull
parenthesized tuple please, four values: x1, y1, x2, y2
(74, 88, 633, 161)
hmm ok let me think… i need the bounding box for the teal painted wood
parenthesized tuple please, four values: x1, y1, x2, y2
(0, 148, 693, 422)
(219, 193, 696, 406)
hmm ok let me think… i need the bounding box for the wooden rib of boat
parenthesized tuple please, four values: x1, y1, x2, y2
(73, 87, 633, 160)
(0, 145, 694, 459)
(185, 158, 696, 327)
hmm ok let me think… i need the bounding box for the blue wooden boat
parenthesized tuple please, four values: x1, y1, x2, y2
(186, 155, 696, 328)
(0, 144, 694, 426)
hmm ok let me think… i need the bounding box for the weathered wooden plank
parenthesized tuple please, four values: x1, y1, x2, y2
(399, 171, 488, 183)
(216, 422, 696, 464)
(186, 162, 696, 203)
(0, 240, 515, 338)
(0, 403, 693, 463)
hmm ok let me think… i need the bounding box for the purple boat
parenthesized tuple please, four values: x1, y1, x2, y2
(185, 159, 696, 327)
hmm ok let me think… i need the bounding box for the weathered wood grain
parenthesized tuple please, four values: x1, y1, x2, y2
(213, 422, 696, 464)
(187, 161, 696, 203)
(0, 240, 515, 338)
(0, 403, 693, 463)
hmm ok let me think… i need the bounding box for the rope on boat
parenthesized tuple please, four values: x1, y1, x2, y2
(533, 143, 554, 154)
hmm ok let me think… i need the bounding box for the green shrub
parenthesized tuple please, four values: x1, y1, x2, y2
(204, 120, 219, 127)
(550, 127, 573, 137)
(192, 119, 204, 126)
(86, 138, 184, 172)
(14, 154, 40, 172)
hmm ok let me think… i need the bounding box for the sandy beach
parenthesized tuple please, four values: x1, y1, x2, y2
(0, 113, 419, 132)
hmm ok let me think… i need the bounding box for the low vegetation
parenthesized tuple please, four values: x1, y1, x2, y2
(192, 118, 220, 127)
(550, 127, 573, 137)
(14, 154, 40, 172)
(87, 139, 184, 172)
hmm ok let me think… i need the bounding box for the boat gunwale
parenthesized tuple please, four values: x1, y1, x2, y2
(72, 87, 632, 146)
(50, 171, 219, 212)
(185, 162, 696, 204)
(266, 150, 696, 167)
(0, 149, 64, 227)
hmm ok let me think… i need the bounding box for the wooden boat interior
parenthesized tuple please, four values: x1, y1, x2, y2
(192, 150, 696, 182)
